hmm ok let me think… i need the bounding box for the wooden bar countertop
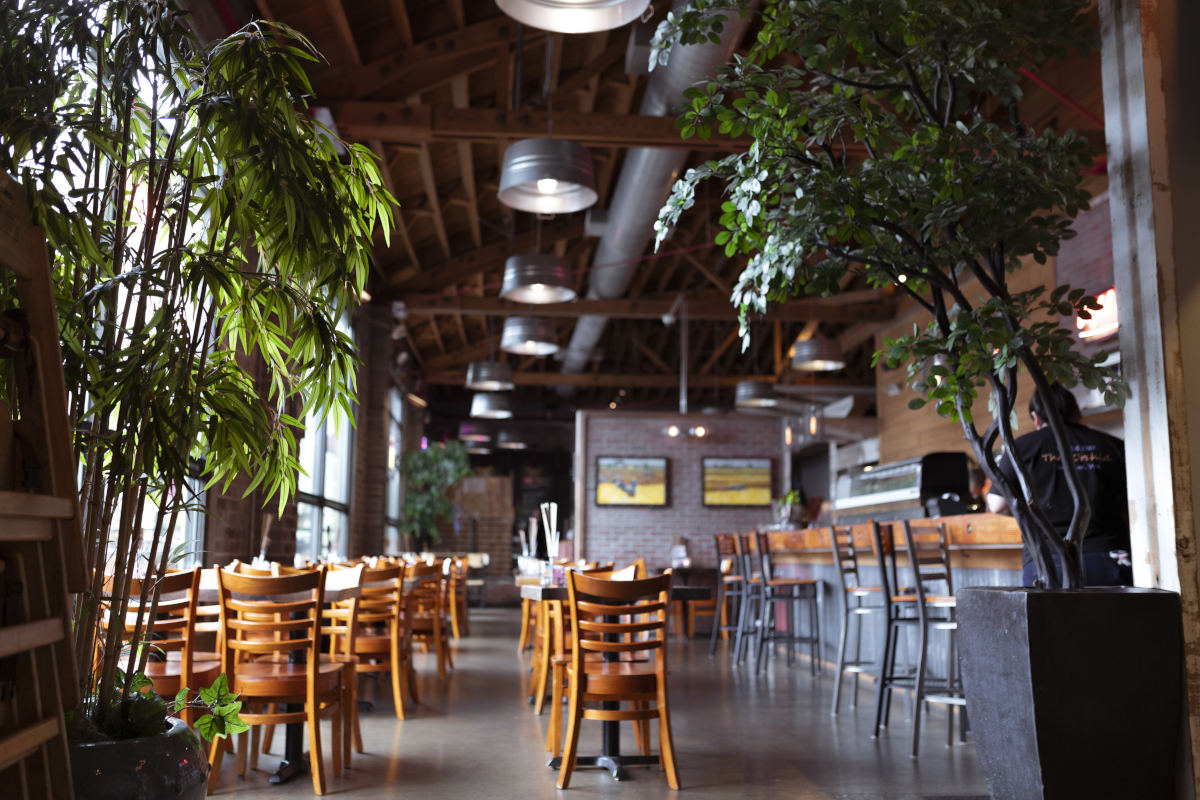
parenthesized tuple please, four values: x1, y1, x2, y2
(767, 513, 1023, 571)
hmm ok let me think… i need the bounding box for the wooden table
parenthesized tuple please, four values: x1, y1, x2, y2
(198, 567, 364, 785)
(521, 583, 711, 781)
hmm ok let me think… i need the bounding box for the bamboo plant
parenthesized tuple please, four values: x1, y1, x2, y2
(651, 0, 1127, 588)
(0, 0, 395, 739)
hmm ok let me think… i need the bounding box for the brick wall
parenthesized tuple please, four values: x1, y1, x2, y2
(1056, 192, 1114, 294)
(349, 303, 391, 557)
(578, 411, 782, 568)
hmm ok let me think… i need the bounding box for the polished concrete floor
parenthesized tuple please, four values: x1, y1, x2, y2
(209, 607, 987, 798)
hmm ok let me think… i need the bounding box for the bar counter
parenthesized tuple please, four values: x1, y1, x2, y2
(767, 513, 1023, 571)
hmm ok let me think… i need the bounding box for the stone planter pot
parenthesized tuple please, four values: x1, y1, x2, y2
(957, 586, 1182, 800)
(70, 716, 208, 800)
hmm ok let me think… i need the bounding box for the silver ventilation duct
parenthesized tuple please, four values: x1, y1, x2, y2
(558, 7, 753, 382)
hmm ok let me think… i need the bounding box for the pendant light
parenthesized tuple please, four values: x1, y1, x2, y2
(497, 33, 597, 214)
(470, 392, 513, 420)
(497, 429, 529, 450)
(458, 421, 493, 444)
(501, 254, 576, 304)
(735, 380, 780, 408)
(791, 335, 846, 372)
(496, 0, 651, 34)
(501, 316, 559, 356)
(465, 360, 514, 391)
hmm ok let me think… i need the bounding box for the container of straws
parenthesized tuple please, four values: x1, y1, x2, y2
(541, 501, 561, 585)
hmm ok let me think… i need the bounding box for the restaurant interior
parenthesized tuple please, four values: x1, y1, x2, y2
(1, 0, 1199, 798)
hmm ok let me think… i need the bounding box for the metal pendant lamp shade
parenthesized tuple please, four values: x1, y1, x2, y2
(497, 429, 529, 450)
(470, 392, 513, 420)
(791, 335, 846, 372)
(457, 421, 492, 443)
(501, 254, 576, 304)
(495, 0, 651, 34)
(498, 138, 597, 214)
(501, 316, 559, 356)
(735, 380, 780, 408)
(465, 360, 514, 391)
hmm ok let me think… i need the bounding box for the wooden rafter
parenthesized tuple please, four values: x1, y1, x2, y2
(323, 0, 362, 66)
(633, 336, 672, 373)
(682, 251, 732, 295)
(332, 102, 756, 151)
(393, 294, 894, 322)
(699, 327, 739, 375)
(387, 0, 413, 47)
(312, 17, 539, 99)
(424, 370, 873, 389)
(531, 33, 628, 110)
(450, 77, 482, 248)
(368, 139, 420, 270)
(415, 144, 451, 258)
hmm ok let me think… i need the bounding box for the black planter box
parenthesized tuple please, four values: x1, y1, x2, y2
(957, 586, 1182, 800)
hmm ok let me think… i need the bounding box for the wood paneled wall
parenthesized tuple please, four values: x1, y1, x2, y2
(874, 256, 1056, 464)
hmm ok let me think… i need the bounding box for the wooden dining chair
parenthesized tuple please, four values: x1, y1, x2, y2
(407, 561, 452, 678)
(117, 566, 220, 725)
(208, 565, 343, 796)
(557, 570, 678, 789)
(446, 556, 470, 638)
(708, 534, 744, 656)
(330, 561, 416, 726)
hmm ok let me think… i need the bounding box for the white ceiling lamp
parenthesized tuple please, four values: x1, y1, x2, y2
(496, 0, 650, 34)
(465, 360, 515, 392)
(735, 380, 780, 408)
(501, 316, 559, 356)
(470, 392, 514, 420)
(498, 138, 597, 214)
(501, 254, 577, 304)
(458, 421, 493, 443)
(791, 335, 846, 372)
(497, 430, 529, 450)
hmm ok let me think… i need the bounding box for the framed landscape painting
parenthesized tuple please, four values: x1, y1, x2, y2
(595, 457, 669, 507)
(702, 457, 772, 507)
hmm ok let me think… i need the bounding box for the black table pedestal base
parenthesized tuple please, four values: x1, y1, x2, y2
(268, 756, 307, 785)
(547, 754, 660, 781)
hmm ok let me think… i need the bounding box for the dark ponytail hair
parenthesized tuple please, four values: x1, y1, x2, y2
(1029, 383, 1082, 425)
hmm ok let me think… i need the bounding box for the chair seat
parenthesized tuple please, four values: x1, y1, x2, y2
(145, 659, 221, 693)
(846, 585, 882, 595)
(231, 660, 343, 695)
(891, 594, 956, 605)
(723, 575, 745, 584)
(766, 577, 818, 587)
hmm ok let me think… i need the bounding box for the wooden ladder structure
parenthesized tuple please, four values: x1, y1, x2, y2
(0, 173, 86, 799)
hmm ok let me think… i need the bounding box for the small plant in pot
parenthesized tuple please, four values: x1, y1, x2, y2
(0, 0, 395, 795)
(652, 1, 1181, 796)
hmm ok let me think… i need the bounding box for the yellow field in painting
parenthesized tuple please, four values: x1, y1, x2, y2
(596, 481, 667, 506)
(704, 466, 771, 506)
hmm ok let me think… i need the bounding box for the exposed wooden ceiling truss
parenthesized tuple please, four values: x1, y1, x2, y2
(208, 0, 1108, 425)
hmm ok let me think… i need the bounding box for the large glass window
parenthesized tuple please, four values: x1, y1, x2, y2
(384, 387, 404, 553)
(295, 317, 356, 563)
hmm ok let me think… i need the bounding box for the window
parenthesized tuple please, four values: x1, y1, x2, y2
(384, 387, 404, 553)
(295, 317, 356, 563)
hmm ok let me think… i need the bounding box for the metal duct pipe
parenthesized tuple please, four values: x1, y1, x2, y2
(558, 8, 753, 379)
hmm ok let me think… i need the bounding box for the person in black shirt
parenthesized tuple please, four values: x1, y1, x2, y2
(986, 384, 1132, 587)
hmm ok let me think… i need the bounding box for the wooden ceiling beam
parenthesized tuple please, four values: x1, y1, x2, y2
(415, 144, 451, 258)
(701, 327, 740, 375)
(367, 140, 420, 270)
(323, 0, 362, 67)
(450, 77, 482, 248)
(392, 294, 894, 322)
(633, 336, 672, 373)
(333, 102, 755, 151)
(313, 17, 537, 99)
(682, 251, 732, 295)
(528, 33, 628, 110)
(386, 215, 585, 292)
(386, 0, 413, 47)
(424, 370, 872, 389)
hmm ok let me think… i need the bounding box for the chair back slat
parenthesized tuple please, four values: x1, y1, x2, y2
(828, 525, 861, 592)
(902, 519, 953, 596)
(566, 572, 672, 661)
(216, 565, 326, 673)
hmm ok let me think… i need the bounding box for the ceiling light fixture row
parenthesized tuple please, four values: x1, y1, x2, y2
(501, 316, 559, 356)
(665, 424, 708, 438)
(791, 335, 846, 372)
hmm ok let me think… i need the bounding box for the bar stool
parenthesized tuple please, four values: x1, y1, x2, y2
(871, 519, 965, 756)
(708, 534, 744, 657)
(829, 524, 886, 715)
(753, 531, 821, 675)
(901, 519, 966, 756)
(731, 532, 762, 666)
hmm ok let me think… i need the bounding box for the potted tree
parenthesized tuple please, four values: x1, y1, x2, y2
(0, 1, 395, 796)
(651, 1, 1181, 796)
(399, 441, 471, 551)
